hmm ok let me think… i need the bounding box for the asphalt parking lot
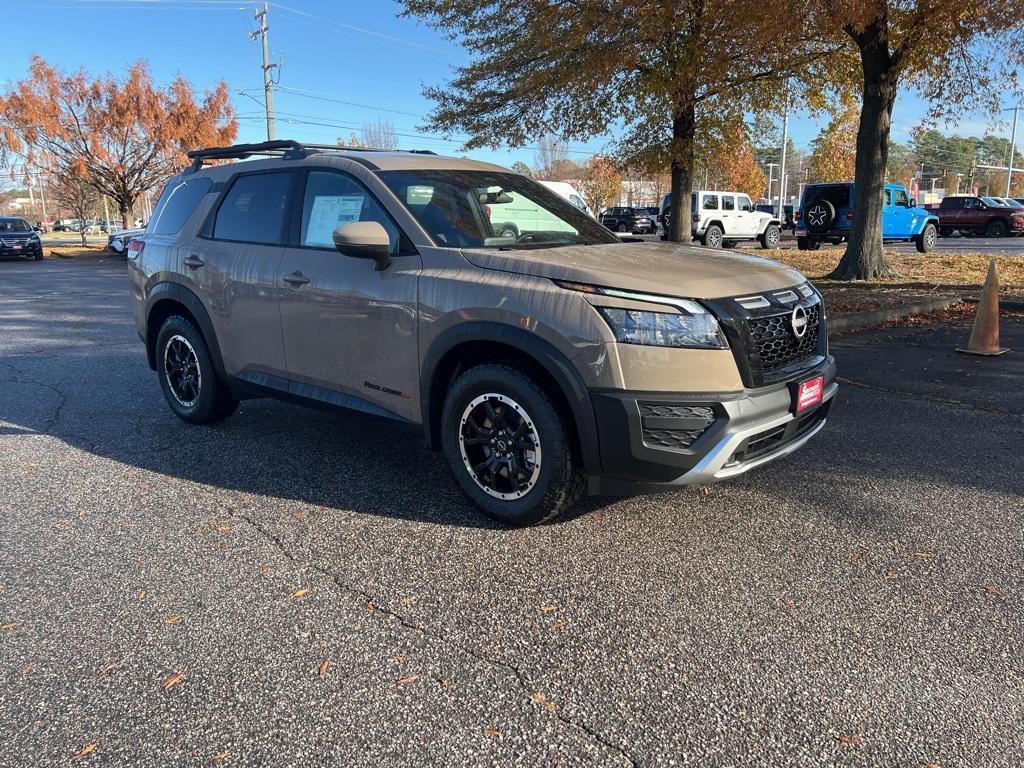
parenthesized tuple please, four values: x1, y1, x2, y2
(638, 232, 1024, 257)
(1, 258, 1022, 767)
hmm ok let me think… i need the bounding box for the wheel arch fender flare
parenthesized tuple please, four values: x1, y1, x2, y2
(420, 321, 602, 475)
(920, 216, 940, 233)
(144, 282, 226, 378)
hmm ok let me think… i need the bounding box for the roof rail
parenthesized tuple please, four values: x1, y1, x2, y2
(185, 139, 437, 172)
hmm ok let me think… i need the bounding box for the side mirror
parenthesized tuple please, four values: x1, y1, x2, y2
(332, 220, 392, 271)
(909, 198, 916, 207)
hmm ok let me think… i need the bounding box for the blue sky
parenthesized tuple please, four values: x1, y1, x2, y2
(1, 0, 1019, 170)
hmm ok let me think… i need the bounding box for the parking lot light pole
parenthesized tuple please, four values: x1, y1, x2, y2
(1006, 106, 1019, 198)
(778, 79, 790, 219)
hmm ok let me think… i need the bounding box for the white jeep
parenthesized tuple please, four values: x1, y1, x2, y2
(661, 191, 782, 249)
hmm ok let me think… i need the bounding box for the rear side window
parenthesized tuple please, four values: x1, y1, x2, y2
(805, 185, 851, 209)
(722, 195, 735, 211)
(149, 177, 212, 236)
(702, 194, 719, 210)
(213, 172, 292, 245)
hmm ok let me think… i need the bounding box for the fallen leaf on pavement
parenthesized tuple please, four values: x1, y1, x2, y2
(531, 691, 557, 713)
(850, 552, 861, 563)
(400, 596, 417, 606)
(892, 542, 902, 555)
(366, 601, 376, 611)
(318, 660, 331, 678)
(72, 743, 98, 761)
(1, 621, 24, 631)
(215, 525, 232, 533)
(292, 588, 311, 599)
(163, 671, 186, 691)
(924, 762, 941, 768)
(289, 512, 304, 522)
(163, 614, 183, 625)
(783, 599, 796, 610)
(209, 751, 229, 761)
(551, 620, 565, 630)
(483, 727, 502, 739)
(394, 655, 406, 665)
(21, 661, 35, 676)
(397, 674, 419, 685)
(99, 662, 119, 677)
(259, 564, 271, 575)
(912, 551, 933, 559)
(884, 569, 896, 579)
(138, 590, 146, 600)
(836, 735, 863, 746)
(985, 585, 1005, 598)
(541, 603, 558, 613)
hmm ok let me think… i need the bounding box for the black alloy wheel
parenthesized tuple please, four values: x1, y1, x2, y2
(164, 335, 202, 408)
(458, 393, 541, 501)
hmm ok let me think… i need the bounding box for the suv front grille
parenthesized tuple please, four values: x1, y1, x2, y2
(748, 304, 822, 373)
(639, 403, 716, 450)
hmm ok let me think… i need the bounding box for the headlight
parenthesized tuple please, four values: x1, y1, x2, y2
(597, 307, 728, 349)
(555, 281, 729, 350)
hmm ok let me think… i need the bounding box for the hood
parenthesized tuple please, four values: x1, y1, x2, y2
(460, 241, 806, 299)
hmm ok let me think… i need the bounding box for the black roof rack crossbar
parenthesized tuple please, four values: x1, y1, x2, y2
(185, 139, 437, 172)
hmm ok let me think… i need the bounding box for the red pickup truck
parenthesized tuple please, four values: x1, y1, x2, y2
(931, 196, 1024, 237)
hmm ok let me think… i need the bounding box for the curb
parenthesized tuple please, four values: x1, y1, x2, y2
(830, 296, 960, 333)
(962, 297, 1024, 311)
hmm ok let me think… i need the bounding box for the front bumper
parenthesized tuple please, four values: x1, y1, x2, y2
(587, 356, 837, 494)
(0, 243, 42, 258)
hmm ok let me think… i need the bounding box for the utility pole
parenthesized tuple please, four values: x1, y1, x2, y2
(766, 163, 778, 203)
(778, 79, 790, 218)
(251, 3, 277, 141)
(36, 172, 47, 222)
(1006, 106, 1019, 197)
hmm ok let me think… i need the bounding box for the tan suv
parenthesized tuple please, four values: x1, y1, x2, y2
(128, 140, 837, 526)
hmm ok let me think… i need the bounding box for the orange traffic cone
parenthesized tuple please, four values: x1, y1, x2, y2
(957, 259, 1009, 356)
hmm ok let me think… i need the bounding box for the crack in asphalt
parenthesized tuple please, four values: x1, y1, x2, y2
(224, 506, 637, 767)
(836, 375, 1024, 417)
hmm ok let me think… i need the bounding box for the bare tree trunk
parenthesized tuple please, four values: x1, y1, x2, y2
(80, 228, 87, 247)
(830, 21, 897, 280)
(668, 103, 696, 243)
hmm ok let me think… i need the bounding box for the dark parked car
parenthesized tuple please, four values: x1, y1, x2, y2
(756, 204, 795, 230)
(933, 195, 1024, 238)
(600, 207, 655, 234)
(0, 217, 44, 260)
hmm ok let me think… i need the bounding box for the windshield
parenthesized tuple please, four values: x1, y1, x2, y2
(0, 218, 31, 232)
(376, 170, 618, 249)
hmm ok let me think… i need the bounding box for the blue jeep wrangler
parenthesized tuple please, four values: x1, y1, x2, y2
(795, 182, 939, 253)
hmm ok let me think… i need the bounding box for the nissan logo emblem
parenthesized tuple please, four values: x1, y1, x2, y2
(791, 305, 809, 338)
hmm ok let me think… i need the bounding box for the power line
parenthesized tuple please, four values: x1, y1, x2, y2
(268, 1, 463, 59)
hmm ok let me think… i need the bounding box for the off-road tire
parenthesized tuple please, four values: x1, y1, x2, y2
(758, 224, 781, 249)
(986, 218, 1009, 238)
(441, 364, 585, 527)
(155, 315, 238, 424)
(916, 223, 937, 253)
(702, 224, 723, 248)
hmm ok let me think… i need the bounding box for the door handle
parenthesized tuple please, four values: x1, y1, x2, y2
(283, 271, 310, 286)
(184, 255, 205, 269)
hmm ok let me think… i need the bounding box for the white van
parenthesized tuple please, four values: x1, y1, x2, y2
(537, 180, 594, 218)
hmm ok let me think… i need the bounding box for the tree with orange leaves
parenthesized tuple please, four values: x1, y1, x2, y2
(705, 122, 768, 200)
(0, 56, 237, 230)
